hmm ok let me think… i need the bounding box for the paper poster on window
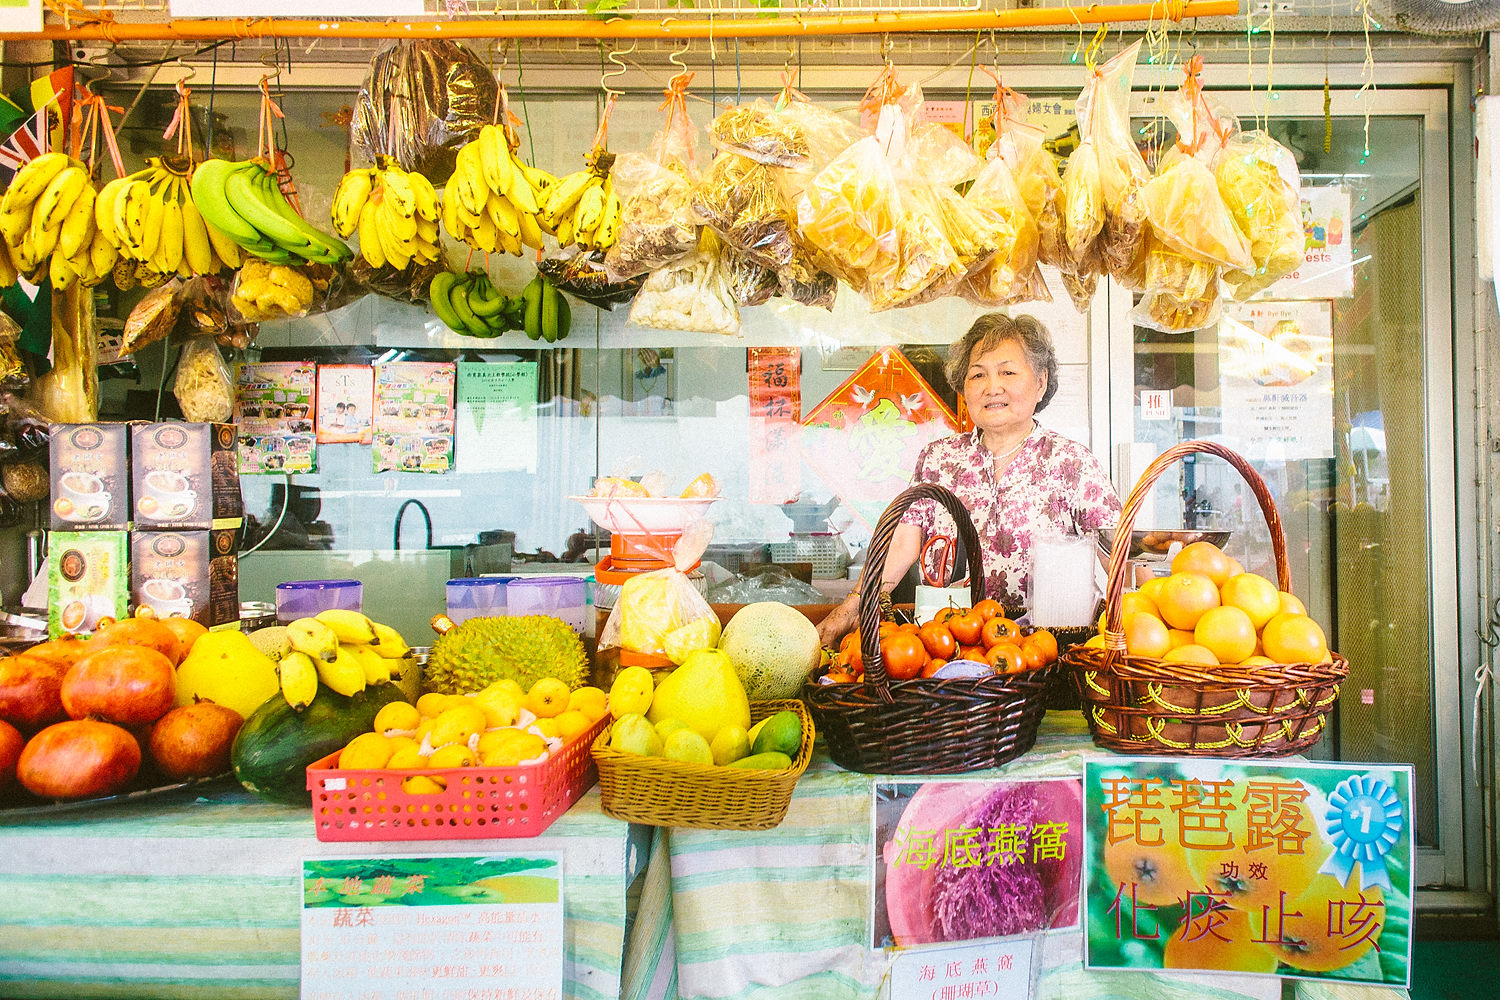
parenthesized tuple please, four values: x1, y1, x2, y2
(1258, 186, 1354, 299)
(235, 361, 316, 474)
(455, 361, 538, 474)
(0, 1, 42, 35)
(873, 778, 1083, 949)
(1083, 758, 1414, 988)
(301, 854, 563, 1000)
(1219, 301, 1334, 462)
(747, 347, 801, 504)
(373, 362, 455, 474)
(316, 365, 374, 445)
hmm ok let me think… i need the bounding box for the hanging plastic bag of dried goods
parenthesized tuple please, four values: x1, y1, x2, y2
(350, 39, 498, 185)
(1061, 39, 1151, 301)
(173, 336, 235, 423)
(722, 247, 780, 307)
(0, 310, 27, 392)
(538, 251, 645, 309)
(989, 82, 1068, 273)
(692, 152, 796, 269)
(1130, 233, 1224, 333)
(962, 156, 1044, 307)
(605, 71, 703, 282)
(31, 284, 97, 423)
(898, 183, 998, 306)
(628, 229, 740, 335)
(1215, 129, 1304, 299)
(1141, 59, 1254, 275)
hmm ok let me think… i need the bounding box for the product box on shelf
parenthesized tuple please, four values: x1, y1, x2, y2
(130, 528, 240, 628)
(47, 530, 129, 637)
(130, 422, 243, 530)
(48, 423, 131, 531)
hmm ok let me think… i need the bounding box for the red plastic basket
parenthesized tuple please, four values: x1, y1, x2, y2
(305, 716, 608, 841)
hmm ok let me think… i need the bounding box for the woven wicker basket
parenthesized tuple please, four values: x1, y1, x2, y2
(803, 483, 1057, 774)
(1062, 440, 1348, 757)
(590, 700, 814, 830)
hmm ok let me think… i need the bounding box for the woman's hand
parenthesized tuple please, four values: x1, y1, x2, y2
(816, 592, 860, 649)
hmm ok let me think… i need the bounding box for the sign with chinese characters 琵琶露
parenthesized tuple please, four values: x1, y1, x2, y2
(300, 853, 563, 1000)
(873, 778, 1083, 949)
(1083, 758, 1414, 988)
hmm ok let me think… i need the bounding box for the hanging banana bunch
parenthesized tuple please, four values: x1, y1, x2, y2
(331, 155, 442, 270)
(0, 151, 113, 291)
(441, 122, 553, 257)
(536, 147, 620, 254)
(95, 155, 240, 288)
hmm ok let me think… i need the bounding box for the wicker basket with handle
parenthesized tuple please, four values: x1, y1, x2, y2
(802, 483, 1057, 774)
(1062, 440, 1348, 757)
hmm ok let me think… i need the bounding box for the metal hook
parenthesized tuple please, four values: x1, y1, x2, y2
(669, 37, 690, 77)
(601, 40, 634, 98)
(880, 33, 893, 68)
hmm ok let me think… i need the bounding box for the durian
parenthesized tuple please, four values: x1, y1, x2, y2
(423, 615, 588, 695)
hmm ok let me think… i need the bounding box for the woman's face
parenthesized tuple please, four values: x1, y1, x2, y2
(962, 337, 1046, 440)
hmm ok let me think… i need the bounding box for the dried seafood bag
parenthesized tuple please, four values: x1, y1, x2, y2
(1215, 129, 1304, 299)
(692, 147, 795, 269)
(1130, 231, 1224, 333)
(0, 310, 27, 391)
(173, 336, 234, 423)
(350, 39, 498, 184)
(723, 247, 780, 307)
(963, 82, 1048, 306)
(992, 85, 1068, 272)
(628, 229, 739, 335)
(538, 252, 644, 310)
(604, 72, 703, 282)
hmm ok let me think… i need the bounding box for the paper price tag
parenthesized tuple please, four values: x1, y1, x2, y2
(889, 936, 1036, 1000)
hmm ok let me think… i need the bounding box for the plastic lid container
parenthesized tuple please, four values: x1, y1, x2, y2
(276, 579, 362, 622)
(507, 576, 587, 634)
(446, 577, 512, 624)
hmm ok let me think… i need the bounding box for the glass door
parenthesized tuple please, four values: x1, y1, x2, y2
(1108, 87, 1468, 891)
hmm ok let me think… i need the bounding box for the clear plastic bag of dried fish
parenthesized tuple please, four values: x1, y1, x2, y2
(538, 251, 645, 310)
(628, 230, 739, 335)
(1215, 129, 1304, 299)
(173, 336, 235, 423)
(692, 153, 796, 269)
(604, 74, 703, 282)
(350, 40, 498, 186)
(1130, 233, 1224, 334)
(962, 153, 1045, 307)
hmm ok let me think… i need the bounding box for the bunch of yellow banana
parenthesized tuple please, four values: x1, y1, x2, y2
(331, 155, 442, 270)
(280, 611, 415, 708)
(0, 151, 116, 291)
(536, 148, 621, 253)
(94, 156, 239, 287)
(441, 123, 552, 257)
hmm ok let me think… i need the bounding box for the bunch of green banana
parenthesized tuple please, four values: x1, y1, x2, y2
(440, 123, 551, 257)
(280, 611, 413, 707)
(428, 271, 528, 338)
(191, 157, 351, 266)
(0, 151, 116, 291)
(536, 148, 621, 253)
(94, 155, 239, 289)
(519, 273, 573, 343)
(331, 155, 442, 270)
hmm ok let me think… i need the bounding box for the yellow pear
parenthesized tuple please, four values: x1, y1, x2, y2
(646, 649, 751, 742)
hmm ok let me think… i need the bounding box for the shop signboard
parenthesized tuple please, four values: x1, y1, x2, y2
(1257, 185, 1355, 300)
(1219, 301, 1334, 462)
(801, 349, 959, 528)
(301, 853, 564, 1000)
(0, 1, 40, 34)
(872, 778, 1083, 949)
(1083, 757, 1414, 988)
(455, 361, 539, 474)
(172, 0, 420, 15)
(372, 361, 456, 474)
(235, 361, 317, 474)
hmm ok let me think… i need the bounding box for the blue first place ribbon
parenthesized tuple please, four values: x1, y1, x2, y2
(1318, 774, 1405, 892)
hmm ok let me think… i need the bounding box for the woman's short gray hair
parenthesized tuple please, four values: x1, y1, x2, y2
(943, 313, 1059, 412)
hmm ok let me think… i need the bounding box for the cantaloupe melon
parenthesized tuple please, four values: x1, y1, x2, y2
(718, 602, 821, 700)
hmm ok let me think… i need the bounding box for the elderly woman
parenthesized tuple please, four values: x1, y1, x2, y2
(817, 313, 1121, 645)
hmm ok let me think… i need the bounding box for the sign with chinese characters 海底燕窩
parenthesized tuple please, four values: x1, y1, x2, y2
(873, 778, 1083, 949)
(1083, 758, 1414, 988)
(300, 854, 563, 1000)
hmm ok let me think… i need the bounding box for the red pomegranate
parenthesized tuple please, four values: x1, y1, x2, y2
(0, 719, 23, 790)
(148, 702, 243, 780)
(61, 645, 177, 726)
(0, 653, 70, 731)
(16, 719, 141, 799)
(91, 616, 186, 666)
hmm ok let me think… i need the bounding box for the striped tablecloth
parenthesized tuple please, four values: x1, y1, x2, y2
(649, 713, 1413, 1000)
(0, 782, 653, 1000)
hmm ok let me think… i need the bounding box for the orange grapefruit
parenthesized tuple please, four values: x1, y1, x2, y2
(1156, 573, 1221, 630)
(1260, 613, 1328, 664)
(1172, 541, 1233, 587)
(1194, 606, 1258, 664)
(1220, 573, 1282, 631)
